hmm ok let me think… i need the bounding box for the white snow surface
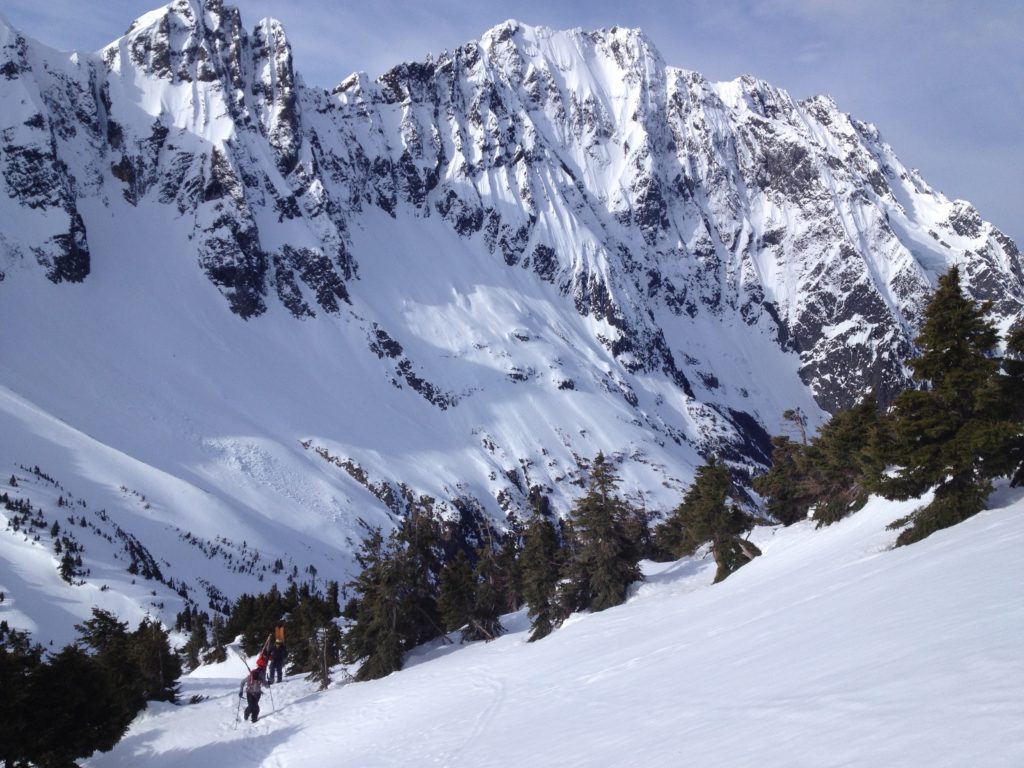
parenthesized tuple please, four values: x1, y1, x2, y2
(1, 5, 1023, 729)
(82, 491, 1024, 768)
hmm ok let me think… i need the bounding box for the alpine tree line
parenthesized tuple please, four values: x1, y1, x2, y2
(754, 266, 1024, 544)
(340, 450, 763, 681)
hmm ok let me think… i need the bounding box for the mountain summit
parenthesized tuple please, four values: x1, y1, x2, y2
(0, 2, 1021, 639)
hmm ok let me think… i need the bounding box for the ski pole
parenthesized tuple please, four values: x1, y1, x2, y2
(234, 692, 242, 728)
(268, 682, 276, 712)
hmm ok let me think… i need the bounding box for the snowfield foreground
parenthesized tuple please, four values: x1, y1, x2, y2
(86, 493, 1024, 768)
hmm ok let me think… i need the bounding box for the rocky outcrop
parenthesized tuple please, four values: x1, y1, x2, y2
(0, 24, 93, 281)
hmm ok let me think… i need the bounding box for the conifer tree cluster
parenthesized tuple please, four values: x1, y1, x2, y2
(882, 266, 1021, 544)
(339, 452, 772, 678)
(225, 579, 341, 669)
(172, 575, 343, 679)
(755, 266, 1024, 545)
(342, 497, 524, 681)
(753, 398, 888, 527)
(657, 457, 761, 582)
(555, 453, 644, 615)
(0, 611, 181, 768)
(341, 454, 655, 677)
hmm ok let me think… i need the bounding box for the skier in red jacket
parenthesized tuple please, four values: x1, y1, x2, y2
(239, 655, 268, 722)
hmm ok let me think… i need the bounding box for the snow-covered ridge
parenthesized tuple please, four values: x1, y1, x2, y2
(0, 2, 1022, 646)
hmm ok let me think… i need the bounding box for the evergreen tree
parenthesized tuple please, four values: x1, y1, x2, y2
(343, 500, 506, 678)
(326, 580, 342, 617)
(756, 397, 889, 528)
(752, 434, 812, 526)
(624, 497, 655, 560)
(782, 406, 809, 444)
(74, 608, 182, 714)
(129, 617, 182, 703)
(182, 621, 208, 672)
(204, 613, 228, 664)
(75, 608, 145, 716)
(341, 529, 407, 681)
(804, 393, 888, 526)
(283, 584, 342, 675)
(437, 551, 475, 634)
(463, 545, 504, 642)
(998, 324, 1024, 485)
(883, 266, 1011, 545)
(0, 622, 43, 767)
(305, 624, 342, 691)
(59, 550, 78, 583)
(559, 453, 643, 615)
(752, 408, 816, 525)
(390, 497, 447, 647)
(493, 522, 525, 614)
(25, 646, 134, 768)
(657, 457, 760, 583)
(519, 515, 562, 641)
(346, 504, 451, 679)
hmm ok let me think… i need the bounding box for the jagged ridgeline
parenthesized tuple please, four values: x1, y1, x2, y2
(1, 0, 1022, 632)
(2, 3, 1020, 407)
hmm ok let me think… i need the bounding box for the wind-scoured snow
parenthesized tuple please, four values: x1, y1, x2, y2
(82, 492, 1024, 767)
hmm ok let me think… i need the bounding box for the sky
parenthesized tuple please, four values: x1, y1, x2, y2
(2, 0, 1021, 246)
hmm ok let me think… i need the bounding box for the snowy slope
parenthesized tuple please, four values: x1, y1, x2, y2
(82, 491, 1024, 767)
(1, 1, 1022, 647)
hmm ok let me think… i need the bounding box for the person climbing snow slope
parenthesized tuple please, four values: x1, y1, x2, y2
(239, 657, 267, 723)
(268, 639, 287, 685)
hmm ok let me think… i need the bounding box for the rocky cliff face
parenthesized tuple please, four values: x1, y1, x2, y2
(0, 21, 94, 283)
(1, 2, 1021, 496)
(313, 21, 1022, 412)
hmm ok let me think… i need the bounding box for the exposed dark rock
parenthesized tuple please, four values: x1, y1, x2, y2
(947, 202, 983, 239)
(369, 325, 404, 359)
(530, 244, 558, 283)
(41, 211, 91, 283)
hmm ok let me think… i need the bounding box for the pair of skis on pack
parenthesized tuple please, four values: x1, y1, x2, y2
(232, 630, 280, 727)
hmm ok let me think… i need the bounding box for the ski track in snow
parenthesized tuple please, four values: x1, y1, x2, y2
(82, 493, 1024, 768)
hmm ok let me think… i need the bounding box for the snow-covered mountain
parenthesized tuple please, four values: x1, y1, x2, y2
(1, 0, 1021, 642)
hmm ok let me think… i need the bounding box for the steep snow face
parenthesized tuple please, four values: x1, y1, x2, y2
(3, 9, 1019, 405)
(319, 20, 1023, 410)
(0, 5, 1022, 644)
